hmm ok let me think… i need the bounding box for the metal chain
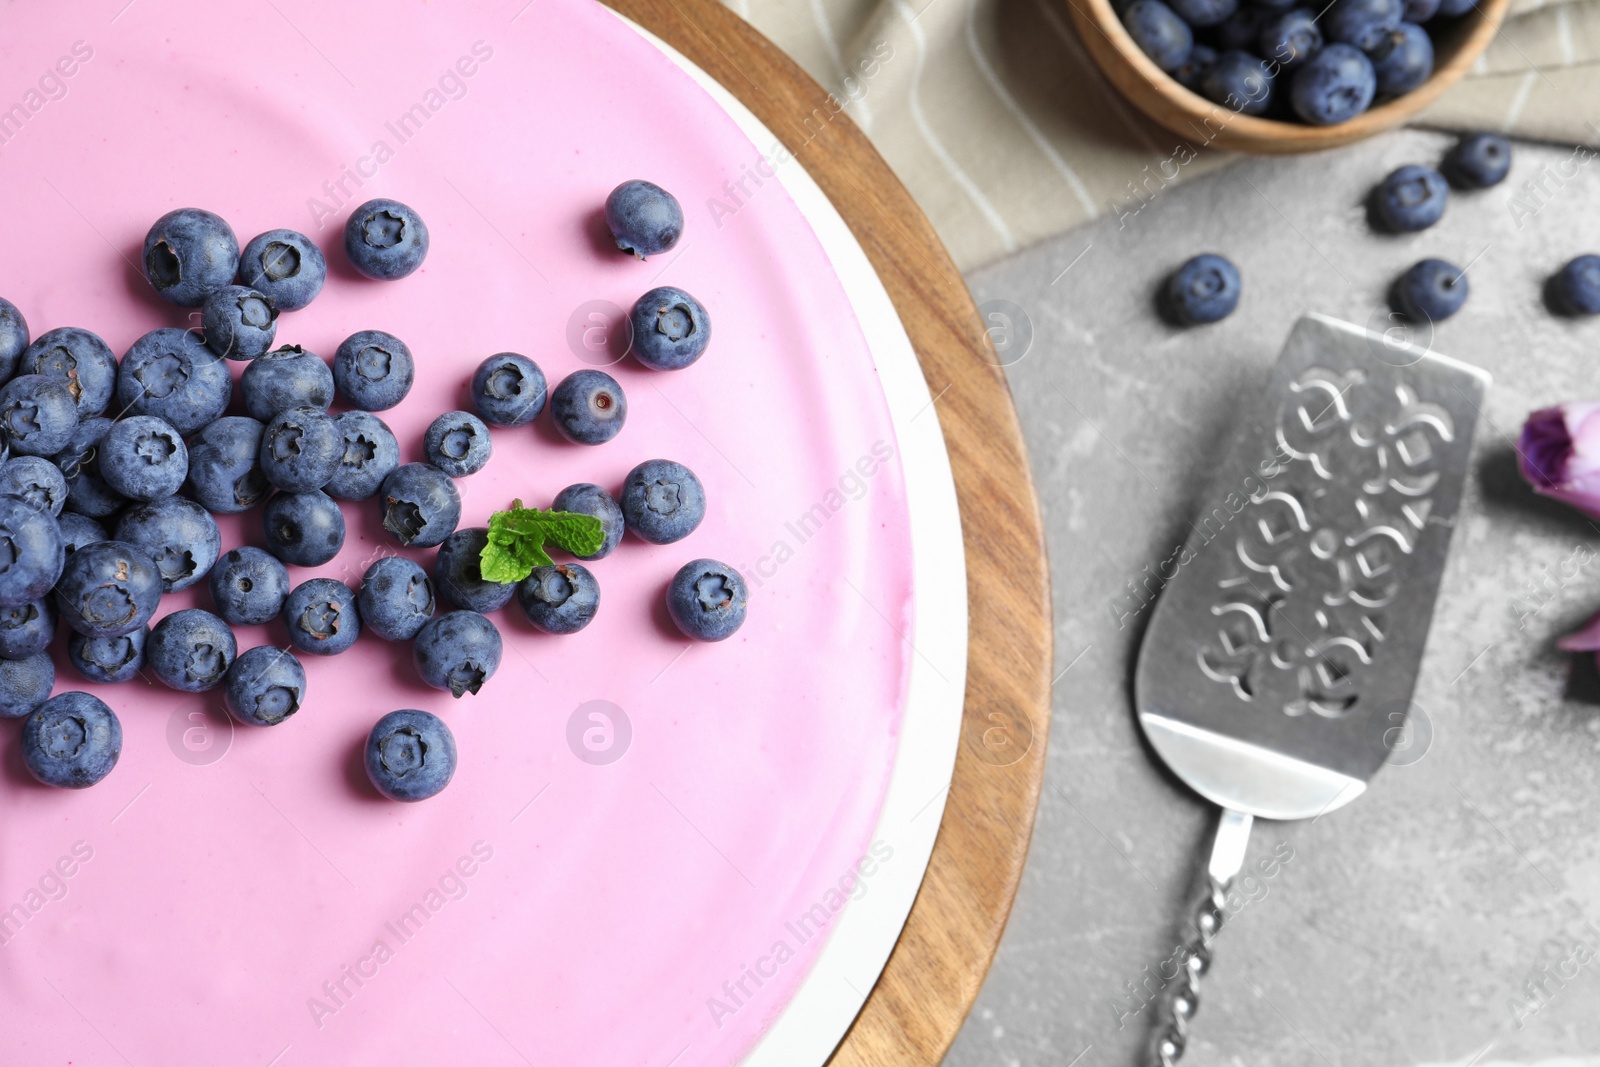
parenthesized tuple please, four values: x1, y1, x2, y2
(1151, 875, 1228, 1067)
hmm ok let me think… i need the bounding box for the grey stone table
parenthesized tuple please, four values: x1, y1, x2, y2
(945, 129, 1600, 1067)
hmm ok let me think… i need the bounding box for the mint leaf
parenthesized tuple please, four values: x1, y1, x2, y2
(481, 500, 605, 583)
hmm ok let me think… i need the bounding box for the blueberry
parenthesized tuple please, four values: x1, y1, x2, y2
(53, 417, 126, 519)
(143, 208, 239, 307)
(423, 411, 492, 477)
(0, 455, 68, 515)
(621, 459, 707, 545)
(146, 608, 237, 692)
(262, 489, 346, 567)
(0, 597, 55, 658)
(365, 709, 457, 802)
(1122, 0, 1194, 71)
(1171, 0, 1237, 24)
(55, 539, 160, 637)
(1551, 254, 1600, 316)
(57, 513, 107, 555)
(666, 559, 749, 642)
(282, 577, 360, 657)
(1324, 0, 1402, 48)
(344, 199, 429, 280)
(0, 297, 28, 383)
(0, 652, 54, 718)
(22, 692, 121, 787)
(552, 483, 623, 560)
(1371, 163, 1448, 231)
(630, 287, 712, 371)
(0, 374, 78, 456)
(358, 557, 435, 641)
(551, 370, 627, 445)
(1442, 132, 1512, 189)
(67, 626, 147, 685)
(413, 610, 502, 698)
(260, 406, 341, 493)
(1290, 43, 1377, 124)
(0, 497, 63, 608)
(223, 646, 306, 727)
(1368, 22, 1432, 94)
(240, 345, 334, 420)
(328, 330, 413, 413)
(326, 411, 400, 501)
(469, 353, 546, 427)
(1199, 51, 1275, 115)
(118, 328, 232, 434)
(1173, 43, 1220, 89)
(99, 415, 188, 502)
(517, 563, 600, 635)
(433, 528, 515, 613)
(605, 180, 684, 259)
(379, 463, 460, 547)
(18, 327, 116, 417)
(1258, 8, 1323, 70)
(238, 229, 327, 311)
(1162, 253, 1242, 325)
(209, 546, 291, 626)
(1435, 0, 1473, 15)
(1393, 258, 1468, 321)
(201, 285, 279, 361)
(1402, 0, 1439, 18)
(114, 496, 220, 592)
(185, 415, 269, 514)
(1213, 5, 1270, 49)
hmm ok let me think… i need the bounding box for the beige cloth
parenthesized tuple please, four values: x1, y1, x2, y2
(726, 0, 1600, 270)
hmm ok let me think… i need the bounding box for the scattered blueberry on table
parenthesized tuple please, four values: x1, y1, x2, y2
(365, 709, 457, 802)
(262, 489, 346, 568)
(621, 459, 707, 545)
(201, 286, 279, 362)
(238, 228, 327, 311)
(283, 578, 361, 657)
(517, 563, 600, 635)
(241, 345, 335, 420)
(147, 608, 236, 692)
(208, 547, 290, 627)
(1550, 254, 1600, 315)
(551, 369, 628, 445)
(0, 497, 63, 607)
(1393, 257, 1469, 322)
(54, 540, 160, 638)
(22, 692, 121, 787)
(344, 198, 429, 280)
(413, 610, 502, 698)
(0, 456, 68, 516)
(223, 646, 306, 727)
(142, 208, 239, 308)
(20, 327, 117, 417)
(325, 410, 399, 502)
(552, 483, 624, 560)
(358, 557, 436, 642)
(98, 415, 188, 503)
(423, 411, 492, 478)
(333, 330, 414, 411)
(0, 652, 54, 718)
(470, 353, 547, 427)
(1371, 163, 1449, 232)
(1162, 253, 1242, 325)
(630, 287, 712, 371)
(667, 559, 749, 642)
(67, 628, 145, 685)
(1442, 132, 1511, 188)
(0, 598, 57, 659)
(606, 180, 684, 260)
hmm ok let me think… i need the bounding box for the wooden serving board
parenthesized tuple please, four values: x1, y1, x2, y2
(599, 0, 1055, 1061)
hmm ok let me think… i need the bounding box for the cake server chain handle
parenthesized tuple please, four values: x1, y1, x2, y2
(1150, 808, 1253, 1067)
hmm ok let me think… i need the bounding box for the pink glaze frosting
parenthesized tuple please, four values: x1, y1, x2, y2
(0, 2, 915, 1064)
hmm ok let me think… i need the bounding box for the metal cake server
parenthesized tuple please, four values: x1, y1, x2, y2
(1133, 314, 1490, 1065)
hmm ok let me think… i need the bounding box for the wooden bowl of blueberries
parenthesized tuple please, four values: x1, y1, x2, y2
(1070, 0, 1509, 151)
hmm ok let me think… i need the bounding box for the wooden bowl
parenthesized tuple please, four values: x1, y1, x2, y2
(1067, 0, 1510, 153)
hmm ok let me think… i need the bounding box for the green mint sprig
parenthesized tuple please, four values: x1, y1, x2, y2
(480, 500, 605, 583)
